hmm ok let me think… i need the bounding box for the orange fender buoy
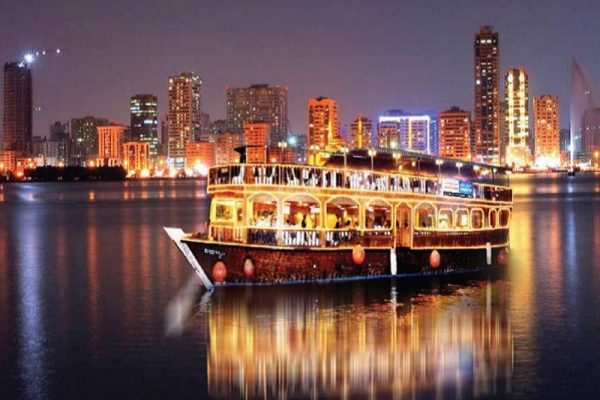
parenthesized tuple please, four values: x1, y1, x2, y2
(497, 249, 508, 266)
(352, 244, 366, 265)
(243, 258, 254, 277)
(429, 250, 441, 269)
(212, 261, 227, 283)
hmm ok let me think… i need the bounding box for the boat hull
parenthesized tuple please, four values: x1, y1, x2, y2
(181, 239, 508, 286)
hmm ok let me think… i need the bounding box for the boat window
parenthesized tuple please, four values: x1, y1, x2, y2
(284, 195, 321, 229)
(456, 209, 469, 229)
(365, 200, 392, 230)
(248, 194, 277, 228)
(489, 209, 497, 228)
(438, 209, 453, 229)
(499, 209, 510, 227)
(415, 203, 436, 229)
(471, 209, 484, 229)
(214, 201, 234, 222)
(326, 197, 359, 229)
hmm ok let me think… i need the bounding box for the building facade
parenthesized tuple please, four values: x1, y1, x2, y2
(215, 132, 242, 165)
(504, 68, 531, 167)
(185, 141, 215, 169)
(226, 84, 288, 146)
(474, 26, 500, 164)
(438, 107, 471, 160)
(3, 62, 33, 155)
(307, 97, 344, 160)
(130, 94, 159, 157)
(533, 95, 560, 167)
(244, 122, 270, 163)
(123, 141, 150, 172)
(582, 107, 600, 157)
(168, 72, 202, 167)
(350, 116, 372, 149)
(71, 116, 109, 162)
(377, 111, 431, 153)
(97, 124, 125, 166)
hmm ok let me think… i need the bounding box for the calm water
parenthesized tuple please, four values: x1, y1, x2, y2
(1, 175, 599, 399)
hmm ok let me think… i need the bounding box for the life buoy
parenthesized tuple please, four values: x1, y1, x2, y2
(497, 249, 508, 266)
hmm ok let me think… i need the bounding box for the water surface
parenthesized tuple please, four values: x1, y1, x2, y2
(1, 175, 599, 399)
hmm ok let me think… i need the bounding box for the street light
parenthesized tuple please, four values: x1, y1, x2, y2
(456, 161, 463, 178)
(368, 149, 377, 170)
(435, 159, 444, 178)
(278, 141, 288, 163)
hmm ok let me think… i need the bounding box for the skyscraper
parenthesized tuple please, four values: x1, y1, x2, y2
(533, 95, 560, 167)
(226, 84, 288, 145)
(570, 58, 597, 161)
(350, 115, 372, 149)
(130, 94, 159, 157)
(439, 107, 471, 161)
(168, 72, 202, 168)
(71, 116, 109, 161)
(504, 68, 530, 167)
(307, 97, 343, 158)
(474, 26, 500, 164)
(2, 62, 32, 154)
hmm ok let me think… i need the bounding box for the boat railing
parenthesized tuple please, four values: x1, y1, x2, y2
(325, 229, 360, 247)
(412, 228, 509, 248)
(209, 224, 243, 243)
(209, 164, 512, 203)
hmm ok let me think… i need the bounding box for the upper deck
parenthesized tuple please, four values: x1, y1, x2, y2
(208, 149, 513, 204)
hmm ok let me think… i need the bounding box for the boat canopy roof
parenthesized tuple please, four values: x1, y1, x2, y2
(325, 148, 512, 179)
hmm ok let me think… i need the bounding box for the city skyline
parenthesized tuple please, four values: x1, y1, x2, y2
(1, 1, 599, 143)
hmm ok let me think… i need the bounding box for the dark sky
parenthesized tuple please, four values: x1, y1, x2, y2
(2, 0, 599, 138)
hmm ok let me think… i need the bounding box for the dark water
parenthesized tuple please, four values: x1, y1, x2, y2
(0, 175, 599, 399)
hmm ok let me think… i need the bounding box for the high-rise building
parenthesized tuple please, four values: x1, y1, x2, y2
(71, 116, 109, 161)
(307, 97, 344, 159)
(350, 116, 372, 149)
(122, 141, 150, 172)
(49, 121, 69, 141)
(582, 108, 600, 157)
(226, 84, 288, 145)
(97, 123, 125, 166)
(533, 95, 560, 167)
(428, 116, 439, 156)
(3, 62, 33, 154)
(377, 110, 430, 153)
(215, 132, 242, 165)
(570, 58, 597, 160)
(439, 107, 471, 161)
(168, 72, 202, 167)
(504, 68, 531, 167)
(559, 128, 570, 164)
(474, 26, 500, 164)
(130, 94, 159, 157)
(498, 101, 508, 164)
(185, 141, 215, 169)
(244, 122, 270, 163)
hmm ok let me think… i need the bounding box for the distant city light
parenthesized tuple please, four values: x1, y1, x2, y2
(23, 53, 35, 64)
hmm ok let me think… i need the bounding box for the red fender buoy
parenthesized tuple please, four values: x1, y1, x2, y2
(352, 244, 366, 265)
(212, 261, 227, 283)
(243, 258, 254, 277)
(429, 250, 441, 269)
(497, 249, 508, 266)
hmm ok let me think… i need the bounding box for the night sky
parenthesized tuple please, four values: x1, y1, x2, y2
(1, 0, 599, 138)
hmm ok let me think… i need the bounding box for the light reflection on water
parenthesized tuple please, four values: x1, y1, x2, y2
(205, 281, 512, 399)
(1, 175, 600, 398)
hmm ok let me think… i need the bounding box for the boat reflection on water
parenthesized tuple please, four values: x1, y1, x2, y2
(204, 278, 512, 399)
